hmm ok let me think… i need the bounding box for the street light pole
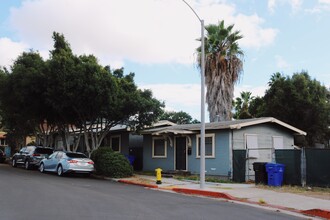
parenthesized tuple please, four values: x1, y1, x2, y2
(182, 0, 205, 189)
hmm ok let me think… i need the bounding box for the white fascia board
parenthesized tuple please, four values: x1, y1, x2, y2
(229, 117, 307, 136)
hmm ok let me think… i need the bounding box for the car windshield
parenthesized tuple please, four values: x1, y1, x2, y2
(35, 148, 53, 155)
(66, 153, 87, 158)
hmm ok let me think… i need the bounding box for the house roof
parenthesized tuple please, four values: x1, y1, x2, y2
(141, 117, 307, 136)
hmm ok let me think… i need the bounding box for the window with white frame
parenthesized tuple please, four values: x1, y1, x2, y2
(110, 135, 121, 152)
(152, 137, 167, 158)
(0, 138, 6, 146)
(196, 134, 215, 158)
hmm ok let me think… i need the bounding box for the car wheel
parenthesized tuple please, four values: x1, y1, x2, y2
(39, 163, 45, 173)
(57, 165, 63, 176)
(12, 158, 17, 167)
(25, 160, 30, 170)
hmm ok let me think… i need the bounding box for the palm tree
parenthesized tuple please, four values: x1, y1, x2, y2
(268, 72, 284, 87)
(233, 91, 254, 119)
(197, 20, 244, 122)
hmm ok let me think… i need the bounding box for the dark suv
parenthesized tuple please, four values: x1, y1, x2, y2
(12, 146, 54, 170)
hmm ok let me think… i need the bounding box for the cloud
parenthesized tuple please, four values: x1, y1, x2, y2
(275, 55, 290, 69)
(267, 0, 303, 13)
(306, 0, 330, 13)
(138, 82, 268, 122)
(234, 14, 277, 49)
(7, 0, 277, 67)
(0, 38, 28, 68)
(268, 0, 277, 13)
(139, 83, 203, 120)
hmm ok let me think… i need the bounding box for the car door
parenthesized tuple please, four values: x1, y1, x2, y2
(54, 152, 63, 169)
(16, 147, 27, 164)
(44, 152, 58, 171)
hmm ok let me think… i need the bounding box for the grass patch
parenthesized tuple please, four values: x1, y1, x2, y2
(175, 175, 233, 184)
(134, 171, 234, 184)
(257, 185, 330, 200)
(258, 185, 330, 193)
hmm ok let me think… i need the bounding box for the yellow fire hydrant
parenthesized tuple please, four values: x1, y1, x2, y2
(155, 168, 162, 184)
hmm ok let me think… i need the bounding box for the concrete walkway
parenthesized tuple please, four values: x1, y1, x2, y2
(115, 175, 330, 220)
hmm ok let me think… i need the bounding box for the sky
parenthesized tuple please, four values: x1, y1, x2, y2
(0, 0, 329, 122)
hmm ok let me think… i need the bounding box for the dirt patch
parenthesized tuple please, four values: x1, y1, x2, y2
(257, 185, 330, 200)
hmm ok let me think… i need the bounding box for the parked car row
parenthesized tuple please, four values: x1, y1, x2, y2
(11, 146, 94, 176)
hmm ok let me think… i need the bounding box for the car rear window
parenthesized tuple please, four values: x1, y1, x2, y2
(66, 153, 87, 158)
(35, 148, 53, 155)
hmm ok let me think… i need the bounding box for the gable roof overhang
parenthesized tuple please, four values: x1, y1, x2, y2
(141, 117, 307, 136)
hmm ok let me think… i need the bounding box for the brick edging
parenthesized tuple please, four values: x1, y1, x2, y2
(172, 188, 236, 200)
(300, 209, 330, 219)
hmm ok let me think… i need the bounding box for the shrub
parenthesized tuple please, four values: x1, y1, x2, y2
(92, 147, 133, 178)
(91, 147, 113, 165)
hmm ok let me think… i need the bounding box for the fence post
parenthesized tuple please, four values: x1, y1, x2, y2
(301, 147, 306, 187)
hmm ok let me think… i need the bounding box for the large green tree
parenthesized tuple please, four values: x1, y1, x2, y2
(159, 110, 198, 124)
(0, 32, 164, 152)
(45, 32, 164, 152)
(0, 51, 49, 149)
(254, 71, 330, 147)
(197, 20, 244, 122)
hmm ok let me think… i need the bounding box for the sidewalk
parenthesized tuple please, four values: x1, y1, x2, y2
(115, 175, 330, 220)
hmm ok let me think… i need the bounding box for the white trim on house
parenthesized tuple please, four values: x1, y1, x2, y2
(196, 133, 215, 158)
(229, 118, 306, 135)
(110, 135, 121, 152)
(141, 117, 306, 137)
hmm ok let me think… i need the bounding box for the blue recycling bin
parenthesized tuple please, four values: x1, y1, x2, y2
(265, 163, 285, 187)
(125, 155, 136, 166)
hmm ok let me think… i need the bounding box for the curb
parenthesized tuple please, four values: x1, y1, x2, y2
(300, 209, 330, 219)
(118, 179, 159, 189)
(172, 188, 235, 200)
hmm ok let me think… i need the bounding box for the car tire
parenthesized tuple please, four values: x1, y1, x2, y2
(25, 160, 30, 170)
(12, 158, 17, 167)
(57, 165, 63, 176)
(39, 163, 45, 173)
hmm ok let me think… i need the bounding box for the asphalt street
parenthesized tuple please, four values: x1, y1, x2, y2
(0, 163, 305, 220)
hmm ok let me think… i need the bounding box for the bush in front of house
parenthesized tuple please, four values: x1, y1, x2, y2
(91, 147, 133, 178)
(91, 147, 113, 165)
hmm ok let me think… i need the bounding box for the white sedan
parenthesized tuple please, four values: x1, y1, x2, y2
(39, 151, 94, 176)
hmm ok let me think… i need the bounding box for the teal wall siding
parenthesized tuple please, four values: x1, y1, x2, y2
(188, 131, 230, 176)
(143, 135, 175, 171)
(143, 131, 231, 176)
(142, 123, 297, 176)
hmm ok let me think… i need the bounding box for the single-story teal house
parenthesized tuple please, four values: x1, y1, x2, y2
(140, 117, 306, 181)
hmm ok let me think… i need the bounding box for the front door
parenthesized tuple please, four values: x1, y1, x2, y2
(175, 137, 187, 170)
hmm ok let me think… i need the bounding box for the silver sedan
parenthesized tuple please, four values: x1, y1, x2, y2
(39, 151, 94, 176)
